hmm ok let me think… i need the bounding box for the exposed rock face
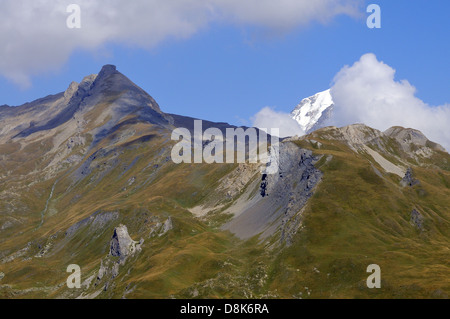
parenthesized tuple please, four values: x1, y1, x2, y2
(97, 64, 117, 78)
(308, 139, 322, 149)
(14, 73, 97, 138)
(410, 209, 424, 231)
(309, 124, 389, 155)
(401, 168, 420, 187)
(64, 81, 80, 100)
(110, 225, 139, 258)
(144, 216, 174, 238)
(260, 174, 268, 197)
(160, 217, 173, 236)
(220, 164, 261, 200)
(385, 126, 446, 153)
(97, 259, 106, 281)
(279, 147, 323, 245)
(94, 225, 143, 292)
(64, 75, 97, 101)
(322, 124, 387, 152)
(223, 142, 323, 243)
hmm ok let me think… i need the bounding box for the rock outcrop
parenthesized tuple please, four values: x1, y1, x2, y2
(93, 225, 143, 292)
(160, 217, 173, 236)
(410, 209, 424, 231)
(223, 142, 323, 244)
(385, 126, 446, 153)
(401, 168, 420, 187)
(110, 225, 140, 258)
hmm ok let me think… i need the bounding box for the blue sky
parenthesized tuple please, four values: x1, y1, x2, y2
(0, 0, 449, 128)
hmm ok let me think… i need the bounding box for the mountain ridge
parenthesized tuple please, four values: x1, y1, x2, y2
(0, 65, 449, 299)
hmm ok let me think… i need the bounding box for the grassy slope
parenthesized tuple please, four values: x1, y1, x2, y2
(0, 123, 267, 298)
(1, 124, 449, 299)
(268, 136, 450, 298)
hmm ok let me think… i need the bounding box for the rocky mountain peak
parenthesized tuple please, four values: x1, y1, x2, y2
(98, 64, 117, 77)
(91, 65, 119, 88)
(385, 126, 446, 152)
(86, 65, 163, 113)
(91, 65, 126, 90)
(6, 64, 172, 139)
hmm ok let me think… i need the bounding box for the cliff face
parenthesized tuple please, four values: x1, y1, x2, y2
(222, 142, 323, 243)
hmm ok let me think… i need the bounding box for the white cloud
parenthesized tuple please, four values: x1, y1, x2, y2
(330, 53, 450, 151)
(213, 0, 361, 30)
(0, 0, 362, 87)
(252, 107, 305, 138)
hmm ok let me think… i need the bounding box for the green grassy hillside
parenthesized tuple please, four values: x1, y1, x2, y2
(0, 117, 448, 299)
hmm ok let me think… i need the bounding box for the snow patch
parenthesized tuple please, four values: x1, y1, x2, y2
(291, 89, 334, 133)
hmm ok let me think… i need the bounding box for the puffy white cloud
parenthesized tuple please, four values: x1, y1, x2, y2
(252, 107, 305, 138)
(0, 0, 362, 87)
(330, 53, 450, 151)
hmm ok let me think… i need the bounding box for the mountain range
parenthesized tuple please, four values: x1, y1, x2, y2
(0, 65, 449, 299)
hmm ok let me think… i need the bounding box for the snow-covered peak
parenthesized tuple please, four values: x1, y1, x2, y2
(291, 89, 334, 133)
